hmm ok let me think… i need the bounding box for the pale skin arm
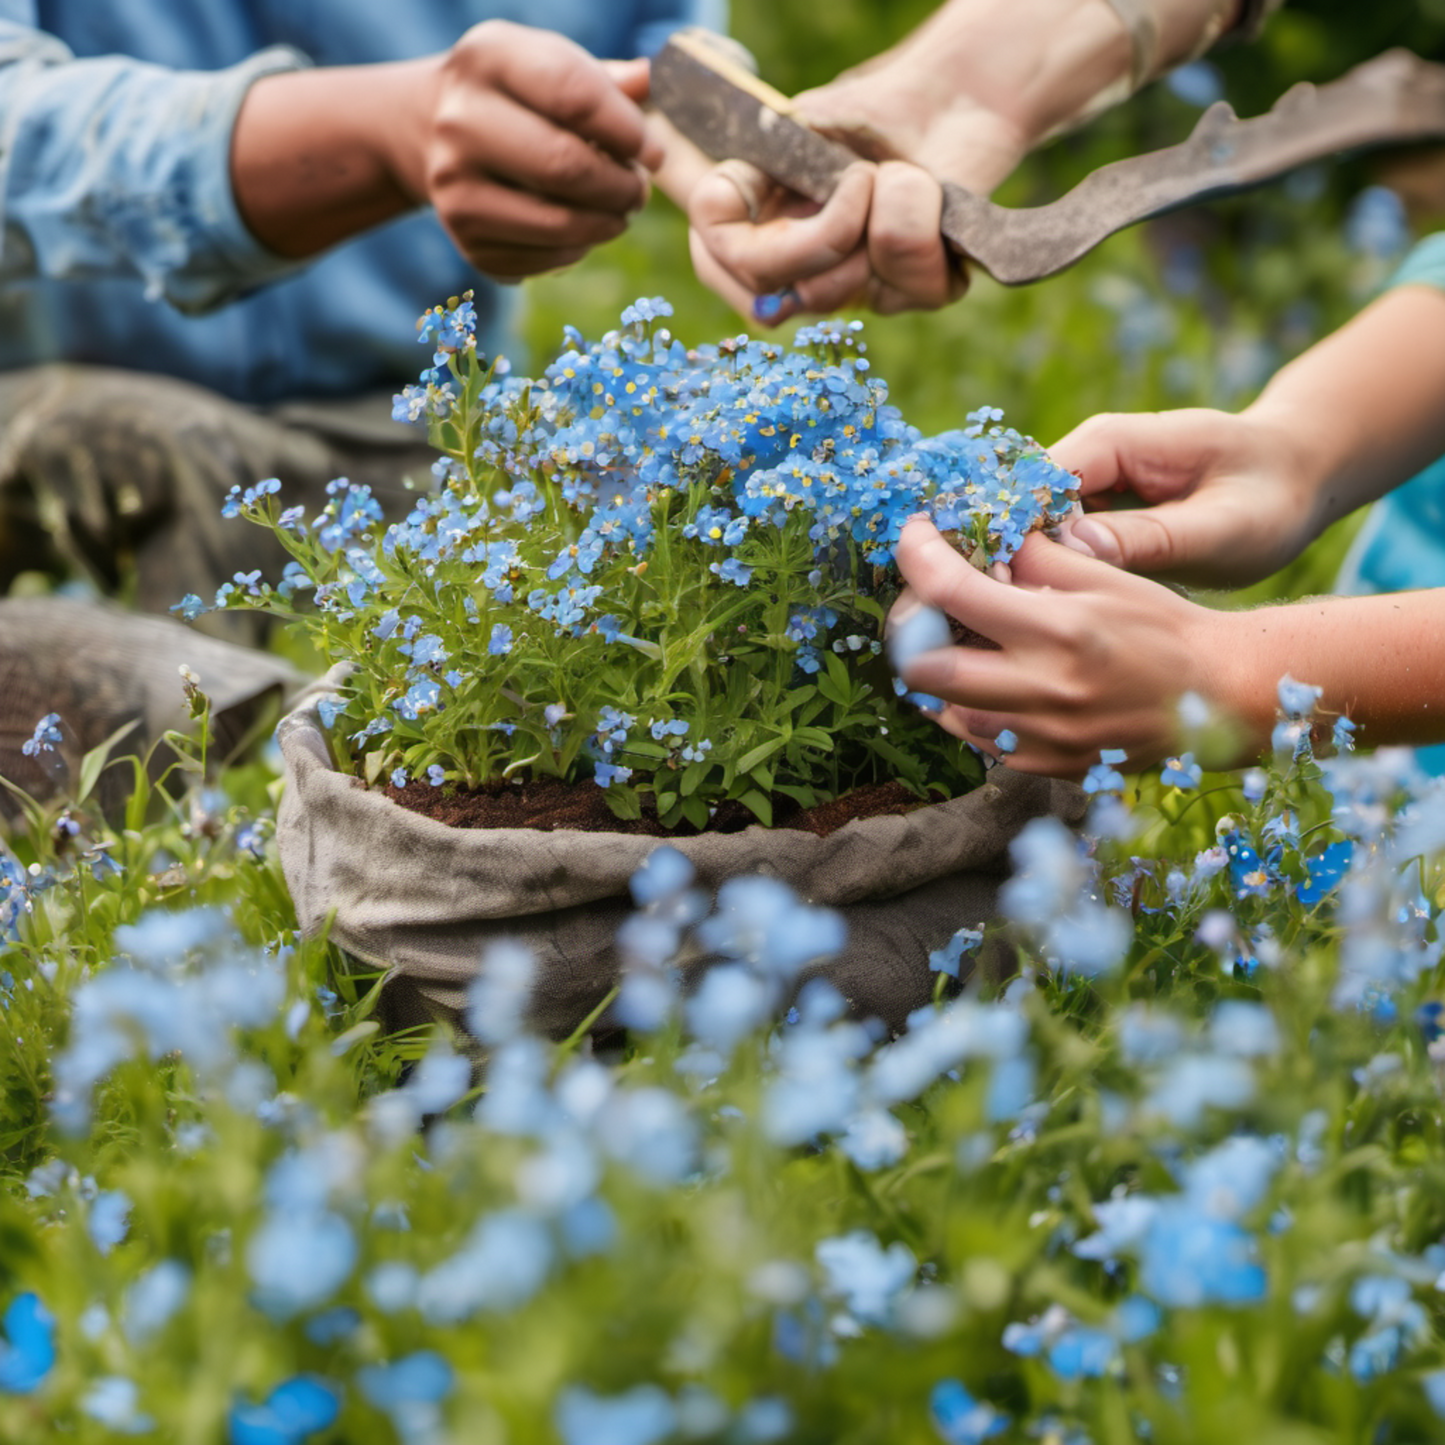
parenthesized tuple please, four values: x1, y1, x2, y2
(1054, 285, 1445, 585)
(892, 281, 1445, 776)
(230, 20, 674, 282)
(689, 0, 1241, 323)
(893, 522, 1445, 779)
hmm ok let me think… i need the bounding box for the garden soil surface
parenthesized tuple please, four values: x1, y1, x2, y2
(384, 776, 942, 839)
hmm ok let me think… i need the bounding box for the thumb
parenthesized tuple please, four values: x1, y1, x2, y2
(1057, 509, 1181, 574)
(1049, 408, 1225, 505)
(606, 57, 651, 105)
(1058, 492, 1259, 584)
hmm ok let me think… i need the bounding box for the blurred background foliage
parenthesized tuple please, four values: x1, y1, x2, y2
(525, 0, 1445, 603)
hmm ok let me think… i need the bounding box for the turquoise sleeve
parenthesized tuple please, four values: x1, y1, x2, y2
(1388, 232, 1445, 293)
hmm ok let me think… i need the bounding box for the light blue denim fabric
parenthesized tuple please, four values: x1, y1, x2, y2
(1335, 231, 1445, 772)
(0, 0, 722, 402)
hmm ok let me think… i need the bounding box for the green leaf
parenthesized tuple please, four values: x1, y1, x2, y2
(619, 636, 663, 662)
(790, 727, 834, 752)
(775, 784, 818, 809)
(655, 791, 677, 816)
(824, 651, 852, 693)
(619, 739, 670, 761)
(554, 985, 620, 1062)
(867, 735, 925, 775)
(605, 786, 643, 821)
(330, 1021, 380, 1057)
(160, 730, 205, 774)
(736, 789, 773, 827)
(681, 795, 710, 830)
(793, 696, 829, 727)
(816, 669, 851, 708)
(680, 761, 710, 797)
(0, 773, 46, 838)
(76, 718, 142, 806)
(735, 735, 786, 775)
(123, 755, 152, 835)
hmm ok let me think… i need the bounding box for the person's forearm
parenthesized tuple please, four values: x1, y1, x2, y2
(834, 0, 1240, 151)
(1210, 588, 1445, 752)
(231, 60, 437, 258)
(1244, 285, 1445, 539)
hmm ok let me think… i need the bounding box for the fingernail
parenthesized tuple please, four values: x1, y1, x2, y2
(889, 595, 922, 625)
(752, 289, 799, 324)
(1058, 523, 1095, 559)
(1067, 517, 1120, 566)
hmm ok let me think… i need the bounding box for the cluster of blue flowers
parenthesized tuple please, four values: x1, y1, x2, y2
(215, 297, 1075, 822)
(413, 298, 1076, 574)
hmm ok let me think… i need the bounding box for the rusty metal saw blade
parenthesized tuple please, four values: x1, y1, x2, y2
(653, 32, 1445, 285)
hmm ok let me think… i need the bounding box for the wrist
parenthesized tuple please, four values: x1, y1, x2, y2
(1196, 604, 1282, 762)
(363, 56, 444, 205)
(232, 60, 436, 256)
(1240, 391, 1356, 544)
(857, 0, 1133, 151)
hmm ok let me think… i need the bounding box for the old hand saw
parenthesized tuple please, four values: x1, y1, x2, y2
(652, 30, 1445, 285)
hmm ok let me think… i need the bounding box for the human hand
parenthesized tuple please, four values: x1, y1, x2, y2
(390, 21, 663, 280)
(890, 520, 1250, 778)
(686, 74, 1029, 324)
(1049, 408, 1321, 589)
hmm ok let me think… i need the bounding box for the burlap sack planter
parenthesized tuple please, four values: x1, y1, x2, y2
(277, 673, 1086, 1038)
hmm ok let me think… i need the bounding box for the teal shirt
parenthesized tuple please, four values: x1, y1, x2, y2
(1336, 231, 1445, 598)
(1386, 231, 1445, 292)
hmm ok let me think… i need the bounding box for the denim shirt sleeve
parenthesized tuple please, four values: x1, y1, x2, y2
(0, 20, 307, 314)
(1388, 233, 1445, 296)
(630, 0, 728, 57)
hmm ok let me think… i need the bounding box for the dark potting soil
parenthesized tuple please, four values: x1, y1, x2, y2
(383, 774, 941, 838)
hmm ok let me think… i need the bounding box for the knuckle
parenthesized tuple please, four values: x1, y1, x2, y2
(541, 58, 611, 125)
(1043, 609, 1088, 651)
(538, 208, 621, 248)
(585, 212, 629, 244)
(534, 135, 596, 192)
(959, 709, 995, 738)
(872, 221, 941, 271)
(1035, 657, 1092, 711)
(424, 151, 463, 197)
(716, 252, 778, 294)
(1134, 512, 1177, 568)
(452, 19, 515, 72)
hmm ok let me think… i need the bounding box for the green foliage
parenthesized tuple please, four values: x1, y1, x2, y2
(2, 685, 1445, 1443)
